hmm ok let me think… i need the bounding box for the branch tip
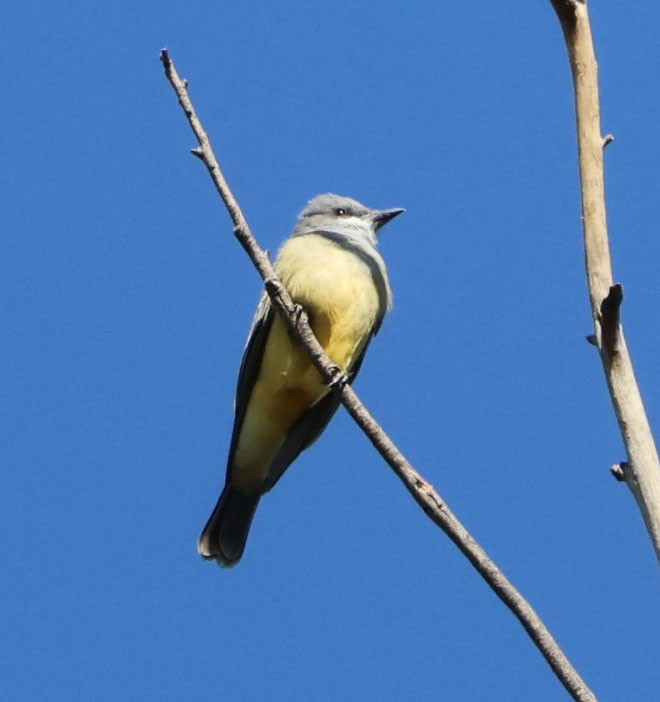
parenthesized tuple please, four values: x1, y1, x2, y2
(603, 134, 614, 148)
(550, 0, 579, 27)
(190, 147, 204, 160)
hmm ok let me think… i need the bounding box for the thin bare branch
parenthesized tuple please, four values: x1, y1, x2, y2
(549, 0, 660, 561)
(160, 48, 597, 701)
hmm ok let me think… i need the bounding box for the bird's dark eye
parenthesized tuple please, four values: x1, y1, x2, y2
(335, 207, 347, 216)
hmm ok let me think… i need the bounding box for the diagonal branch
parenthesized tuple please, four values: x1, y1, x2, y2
(160, 48, 597, 701)
(549, 0, 660, 562)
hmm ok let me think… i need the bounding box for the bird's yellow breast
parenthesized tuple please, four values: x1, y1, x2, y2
(231, 234, 382, 492)
(277, 234, 381, 366)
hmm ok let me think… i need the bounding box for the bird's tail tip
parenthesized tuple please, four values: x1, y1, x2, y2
(198, 485, 260, 568)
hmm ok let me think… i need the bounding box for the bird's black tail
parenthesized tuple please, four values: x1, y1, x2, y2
(198, 485, 260, 567)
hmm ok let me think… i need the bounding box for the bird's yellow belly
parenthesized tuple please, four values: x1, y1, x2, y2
(232, 235, 380, 492)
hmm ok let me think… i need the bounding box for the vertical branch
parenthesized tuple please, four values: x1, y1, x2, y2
(550, 0, 660, 561)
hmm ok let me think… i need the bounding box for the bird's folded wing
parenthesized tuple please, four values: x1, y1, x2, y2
(226, 292, 275, 482)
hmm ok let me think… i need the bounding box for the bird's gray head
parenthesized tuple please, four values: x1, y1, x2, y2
(293, 193, 404, 247)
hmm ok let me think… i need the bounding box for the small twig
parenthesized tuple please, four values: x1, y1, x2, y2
(549, 0, 660, 561)
(160, 48, 597, 701)
(611, 462, 628, 482)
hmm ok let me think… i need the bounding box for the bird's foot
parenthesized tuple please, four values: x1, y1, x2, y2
(327, 365, 349, 389)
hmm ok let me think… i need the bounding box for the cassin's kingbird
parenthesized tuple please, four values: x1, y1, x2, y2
(198, 193, 404, 566)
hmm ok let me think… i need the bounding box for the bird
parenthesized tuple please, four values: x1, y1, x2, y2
(198, 193, 404, 566)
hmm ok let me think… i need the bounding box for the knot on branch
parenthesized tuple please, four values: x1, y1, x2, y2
(264, 277, 283, 299)
(600, 284, 623, 354)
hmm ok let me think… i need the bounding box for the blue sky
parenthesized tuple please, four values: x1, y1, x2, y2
(4, 2, 660, 700)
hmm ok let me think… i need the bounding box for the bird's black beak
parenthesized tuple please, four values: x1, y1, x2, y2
(372, 207, 405, 231)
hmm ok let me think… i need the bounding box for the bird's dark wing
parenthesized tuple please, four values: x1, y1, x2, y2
(225, 292, 275, 482)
